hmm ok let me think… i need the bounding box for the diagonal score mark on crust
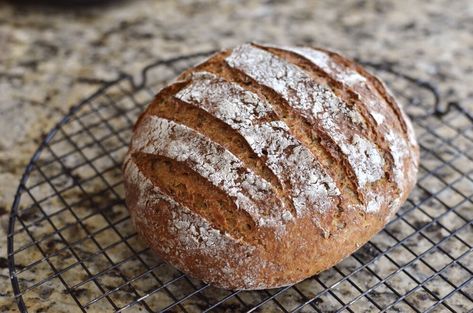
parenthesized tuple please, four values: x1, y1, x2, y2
(124, 155, 280, 289)
(175, 71, 340, 217)
(312, 47, 420, 197)
(274, 45, 417, 197)
(196, 48, 363, 207)
(224, 44, 385, 193)
(195, 51, 362, 208)
(258, 44, 400, 198)
(129, 152, 261, 245)
(315, 47, 417, 148)
(130, 114, 292, 232)
(145, 84, 297, 217)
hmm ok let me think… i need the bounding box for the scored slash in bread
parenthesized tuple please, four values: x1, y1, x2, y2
(123, 43, 419, 290)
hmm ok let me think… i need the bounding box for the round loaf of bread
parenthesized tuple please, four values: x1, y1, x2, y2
(123, 43, 419, 290)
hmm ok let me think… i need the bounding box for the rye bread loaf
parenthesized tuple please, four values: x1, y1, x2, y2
(123, 43, 419, 290)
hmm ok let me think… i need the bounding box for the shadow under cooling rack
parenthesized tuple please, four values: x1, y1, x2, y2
(8, 52, 473, 313)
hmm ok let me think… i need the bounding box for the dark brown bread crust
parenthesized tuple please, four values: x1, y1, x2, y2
(123, 43, 419, 290)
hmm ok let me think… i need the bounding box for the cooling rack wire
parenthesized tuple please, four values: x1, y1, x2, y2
(7, 52, 473, 313)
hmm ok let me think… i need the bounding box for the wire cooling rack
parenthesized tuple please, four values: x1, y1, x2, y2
(8, 51, 473, 313)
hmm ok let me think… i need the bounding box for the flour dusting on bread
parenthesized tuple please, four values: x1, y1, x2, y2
(132, 115, 290, 231)
(176, 72, 339, 216)
(226, 44, 385, 189)
(124, 157, 272, 289)
(281, 45, 416, 195)
(123, 43, 419, 290)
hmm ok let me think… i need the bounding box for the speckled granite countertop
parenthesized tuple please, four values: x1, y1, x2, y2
(1, 0, 472, 312)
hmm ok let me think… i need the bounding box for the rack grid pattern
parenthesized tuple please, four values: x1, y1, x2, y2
(8, 52, 473, 313)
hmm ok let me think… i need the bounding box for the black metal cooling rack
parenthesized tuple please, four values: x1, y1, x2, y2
(7, 51, 473, 313)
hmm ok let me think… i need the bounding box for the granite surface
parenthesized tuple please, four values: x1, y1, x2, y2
(1, 0, 472, 312)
